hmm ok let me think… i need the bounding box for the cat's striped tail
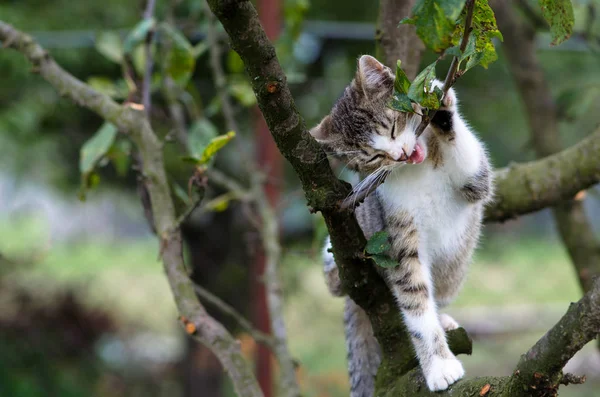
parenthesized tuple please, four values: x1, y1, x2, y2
(323, 237, 382, 397)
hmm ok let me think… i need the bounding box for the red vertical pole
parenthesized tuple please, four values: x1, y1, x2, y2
(253, 1, 282, 397)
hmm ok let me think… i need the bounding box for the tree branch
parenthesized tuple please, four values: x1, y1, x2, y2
(251, 174, 301, 397)
(0, 21, 263, 397)
(485, 122, 600, 223)
(381, 279, 600, 396)
(194, 283, 277, 349)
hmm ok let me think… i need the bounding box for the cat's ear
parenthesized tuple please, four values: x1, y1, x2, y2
(310, 115, 335, 143)
(356, 55, 394, 96)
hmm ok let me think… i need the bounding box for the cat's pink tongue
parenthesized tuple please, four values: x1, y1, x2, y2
(407, 143, 425, 164)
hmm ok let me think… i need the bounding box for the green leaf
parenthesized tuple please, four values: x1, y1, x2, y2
(123, 18, 155, 54)
(173, 182, 191, 205)
(365, 231, 391, 255)
(227, 50, 245, 74)
(199, 131, 236, 165)
(421, 86, 442, 109)
(408, 62, 436, 103)
(406, 0, 467, 52)
(228, 77, 257, 107)
(539, 0, 574, 45)
(203, 193, 235, 212)
(371, 254, 399, 268)
(407, 61, 440, 109)
(389, 92, 415, 113)
(131, 45, 147, 76)
(159, 23, 196, 87)
(459, 34, 477, 66)
(107, 139, 132, 177)
(87, 76, 128, 99)
(445, 45, 462, 57)
(394, 60, 411, 94)
(452, 0, 503, 69)
(78, 122, 118, 200)
(188, 118, 218, 159)
(95, 31, 123, 64)
(80, 122, 118, 175)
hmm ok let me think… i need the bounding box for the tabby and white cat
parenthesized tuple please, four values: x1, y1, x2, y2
(312, 55, 493, 395)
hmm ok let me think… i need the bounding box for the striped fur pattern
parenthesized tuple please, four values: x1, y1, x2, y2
(317, 55, 493, 395)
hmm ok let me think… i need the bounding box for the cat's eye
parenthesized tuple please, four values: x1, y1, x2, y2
(367, 154, 385, 163)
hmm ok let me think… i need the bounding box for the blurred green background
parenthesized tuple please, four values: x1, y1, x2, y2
(1, 0, 600, 396)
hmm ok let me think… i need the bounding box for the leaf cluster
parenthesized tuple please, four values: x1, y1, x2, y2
(390, 0, 573, 114)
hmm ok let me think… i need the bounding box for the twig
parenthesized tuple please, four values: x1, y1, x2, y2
(251, 174, 302, 397)
(0, 21, 264, 397)
(560, 373, 586, 386)
(206, 168, 249, 196)
(340, 0, 476, 210)
(194, 283, 278, 349)
(207, 168, 301, 395)
(142, 0, 156, 116)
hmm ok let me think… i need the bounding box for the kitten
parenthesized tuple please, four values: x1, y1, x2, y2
(312, 55, 493, 395)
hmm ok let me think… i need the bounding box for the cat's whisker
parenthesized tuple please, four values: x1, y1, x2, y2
(349, 167, 386, 207)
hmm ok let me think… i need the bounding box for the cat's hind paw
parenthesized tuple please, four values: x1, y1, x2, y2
(440, 313, 459, 331)
(425, 356, 464, 391)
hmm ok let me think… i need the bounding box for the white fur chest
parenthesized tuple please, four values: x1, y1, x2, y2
(378, 164, 473, 266)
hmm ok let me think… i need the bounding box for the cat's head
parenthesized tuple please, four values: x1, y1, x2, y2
(310, 55, 456, 174)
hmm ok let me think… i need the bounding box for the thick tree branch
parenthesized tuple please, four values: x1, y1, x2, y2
(485, 126, 600, 222)
(0, 21, 263, 397)
(512, 279, 600, 394)
(491, 0, 600, 292)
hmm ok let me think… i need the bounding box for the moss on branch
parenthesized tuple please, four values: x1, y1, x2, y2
(486, 126, 600, 222)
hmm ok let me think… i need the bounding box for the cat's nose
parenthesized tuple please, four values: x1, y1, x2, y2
(389, 149, 407, 161)
(389, 150, 402, 160)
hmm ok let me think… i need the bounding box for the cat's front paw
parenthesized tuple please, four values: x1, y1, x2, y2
(424, 355, 464, 391)
(439, 313, 459, 331)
